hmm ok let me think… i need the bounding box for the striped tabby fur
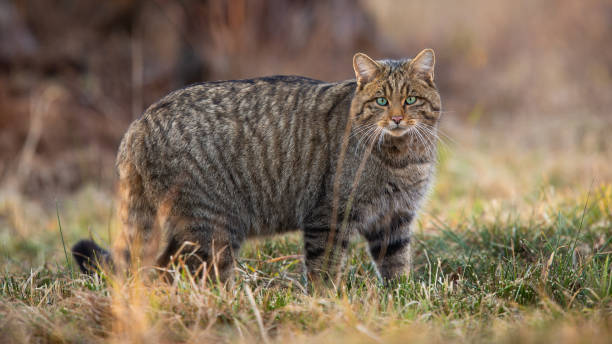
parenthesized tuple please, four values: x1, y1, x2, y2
(72, 49, 442, 285)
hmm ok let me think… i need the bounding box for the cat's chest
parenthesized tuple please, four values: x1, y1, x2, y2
(356, 162, 434, 215)
(368, 161, 433, 192)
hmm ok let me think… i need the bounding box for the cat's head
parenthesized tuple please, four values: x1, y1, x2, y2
(350, 49, 441, 140)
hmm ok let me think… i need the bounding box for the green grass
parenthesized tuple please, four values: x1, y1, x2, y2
(1, 185, 610, 343)
(1, 118, 611, 343)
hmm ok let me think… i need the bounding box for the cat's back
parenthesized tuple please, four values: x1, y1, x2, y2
(117, 75, 354, 232)
(146, 75, 324, 122)
(118, 75, 328, 161)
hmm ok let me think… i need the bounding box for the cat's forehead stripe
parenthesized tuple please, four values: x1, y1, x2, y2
(377, 61, 413, 96)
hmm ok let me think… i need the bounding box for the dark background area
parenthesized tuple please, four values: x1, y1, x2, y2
(1, 0, 611, 201)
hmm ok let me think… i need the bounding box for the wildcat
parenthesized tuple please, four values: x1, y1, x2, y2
(72, 49, 442, 285)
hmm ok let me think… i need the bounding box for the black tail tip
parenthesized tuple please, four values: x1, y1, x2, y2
(71, 239, 112, 274)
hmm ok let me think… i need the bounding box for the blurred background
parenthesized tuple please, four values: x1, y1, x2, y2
(1, 3, 611, 342)
(0, 0, 611, 253)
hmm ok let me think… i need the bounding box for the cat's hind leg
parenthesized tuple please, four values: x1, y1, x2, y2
(156, 219, 243, 285)
(73, 160, 159, 275)
(112, 160, 159, 272)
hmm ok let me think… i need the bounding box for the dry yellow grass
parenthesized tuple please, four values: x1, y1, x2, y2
(1, 113, 611, 343)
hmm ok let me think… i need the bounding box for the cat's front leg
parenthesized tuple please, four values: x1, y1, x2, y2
(303, 225, 350, 287)
(364, 211, 415, 281)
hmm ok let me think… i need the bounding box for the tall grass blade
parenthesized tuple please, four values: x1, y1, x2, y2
(56, 202, 73, 278)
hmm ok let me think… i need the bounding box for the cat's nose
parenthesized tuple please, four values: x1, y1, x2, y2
(391, 116, 403, 124)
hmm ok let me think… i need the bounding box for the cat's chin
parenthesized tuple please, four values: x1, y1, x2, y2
(382, 127, 410, 137)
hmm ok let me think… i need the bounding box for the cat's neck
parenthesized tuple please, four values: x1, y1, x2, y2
(370, 133, 437, 168)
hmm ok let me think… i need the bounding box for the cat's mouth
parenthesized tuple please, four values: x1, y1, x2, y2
(383, 126, 410, 137)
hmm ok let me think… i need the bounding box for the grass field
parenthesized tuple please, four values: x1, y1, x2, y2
(1, 115, 611, 343)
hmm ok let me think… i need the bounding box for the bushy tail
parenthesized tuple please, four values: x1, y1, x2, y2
(71, 239, 113, 274)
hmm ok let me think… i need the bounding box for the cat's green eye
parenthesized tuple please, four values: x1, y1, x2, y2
(375, 97, 388, 106)
(405, 96, 417, 105)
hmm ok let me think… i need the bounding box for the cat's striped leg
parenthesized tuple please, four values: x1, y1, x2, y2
(111, 160, 157, 273)
(303, 226, 350, 286)
(365, 211, 414, 281)
(156, 220, 242, 285)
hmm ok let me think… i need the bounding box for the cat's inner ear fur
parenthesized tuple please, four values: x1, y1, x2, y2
(353, 53, 381, 86)
(409, 48, 435, 81)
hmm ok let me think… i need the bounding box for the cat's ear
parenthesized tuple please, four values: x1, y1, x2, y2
(409, 49, 435, 81)
(353, 53, 381, 85)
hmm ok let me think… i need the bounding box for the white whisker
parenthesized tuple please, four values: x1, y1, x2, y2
(417, 123, 452, 157)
